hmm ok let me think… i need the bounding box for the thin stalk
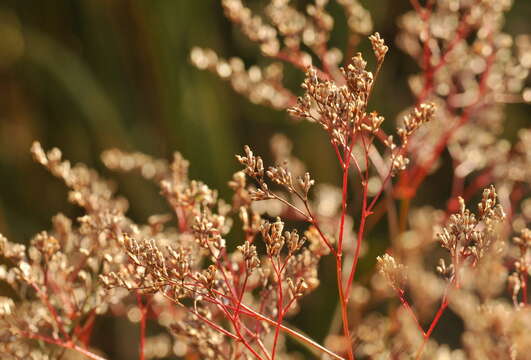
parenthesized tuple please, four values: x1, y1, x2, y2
(402, 33, 496, 199)
(334, 137, 355, 360)
(239, 304, 346, 360)
(235, 271, 250, 318)
(337, 165, 351, 255)
(345, 135, 371, 297)
(215, 293, 267, 360)
(336, 258, 355, 360)
(396, 289, 424, 335)
(271, 259, 284, 360)
(19, 331, 107, 360)
(177, 279, 345, 360)
(29, 282, 70, 340)
(345, 186, 368, 296)
(415, 297, 448, 360)
(188, 307, 240, 340)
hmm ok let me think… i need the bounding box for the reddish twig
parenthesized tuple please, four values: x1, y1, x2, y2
(75, 309, 97, 348)
(397, 37, 497, 200)
(29, 282, 70, 340)
(19, 331, 107, 360)
(415, 296, 449, 360)
(271, 258, 284, 360)
(396, 289, 424, 335)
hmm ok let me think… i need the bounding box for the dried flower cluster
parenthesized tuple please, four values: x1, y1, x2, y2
(1, 1, 530, 360)
(190, 0, 373, 109)
(395, 0, 531, 198)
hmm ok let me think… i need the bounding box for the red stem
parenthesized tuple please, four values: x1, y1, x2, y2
(337, 163, 350, 255)
(176, 206, 187, 233)
(271, 259, 284, 360)
(398, 39, 497, 200)
(333, 134, 356, 359)
(345, 135, 372, 296)
(175, 281, 343, 360)
(310, 216, 336, 255)
(336, 258, 354, 360)
(396, 289, 424, 335)
(190, 306, 239, 340)
(345, 191, 367, 297)
(205, 288, 267, 360)
(416, 5, 473, 104)
(19, 331, 107, 360)
(235, 271, 250, 319)
(238, 304, 345, 360)
(189, 266, 268, 360)
(75, 309, 97, 347)
(415, 297, 449, 360)
(29, 282, 70, 340)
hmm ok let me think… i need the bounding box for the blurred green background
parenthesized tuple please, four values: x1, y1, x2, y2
(0, 1, 529, 358)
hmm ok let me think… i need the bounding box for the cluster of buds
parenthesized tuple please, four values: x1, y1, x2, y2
(237, 145, 316, 209)
(438, 186, 506, 276)
(288, 53, 379, 148)
(237, 241, 260, 272)
(376, 253, 407, 292)
(237, 145, 265, 178)
(509, 228, 530, 306)
(369, 32, 389, 65)
(192, 211, 227, 259)
(397, 103, 436, 146)
(260, 218, 286, 257)
(285, 229, 306, 255)
(190, 48, 293, 109)
(222, 0, 279, 56)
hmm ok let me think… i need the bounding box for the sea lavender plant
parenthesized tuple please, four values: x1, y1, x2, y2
(1, 1, 530, 360)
